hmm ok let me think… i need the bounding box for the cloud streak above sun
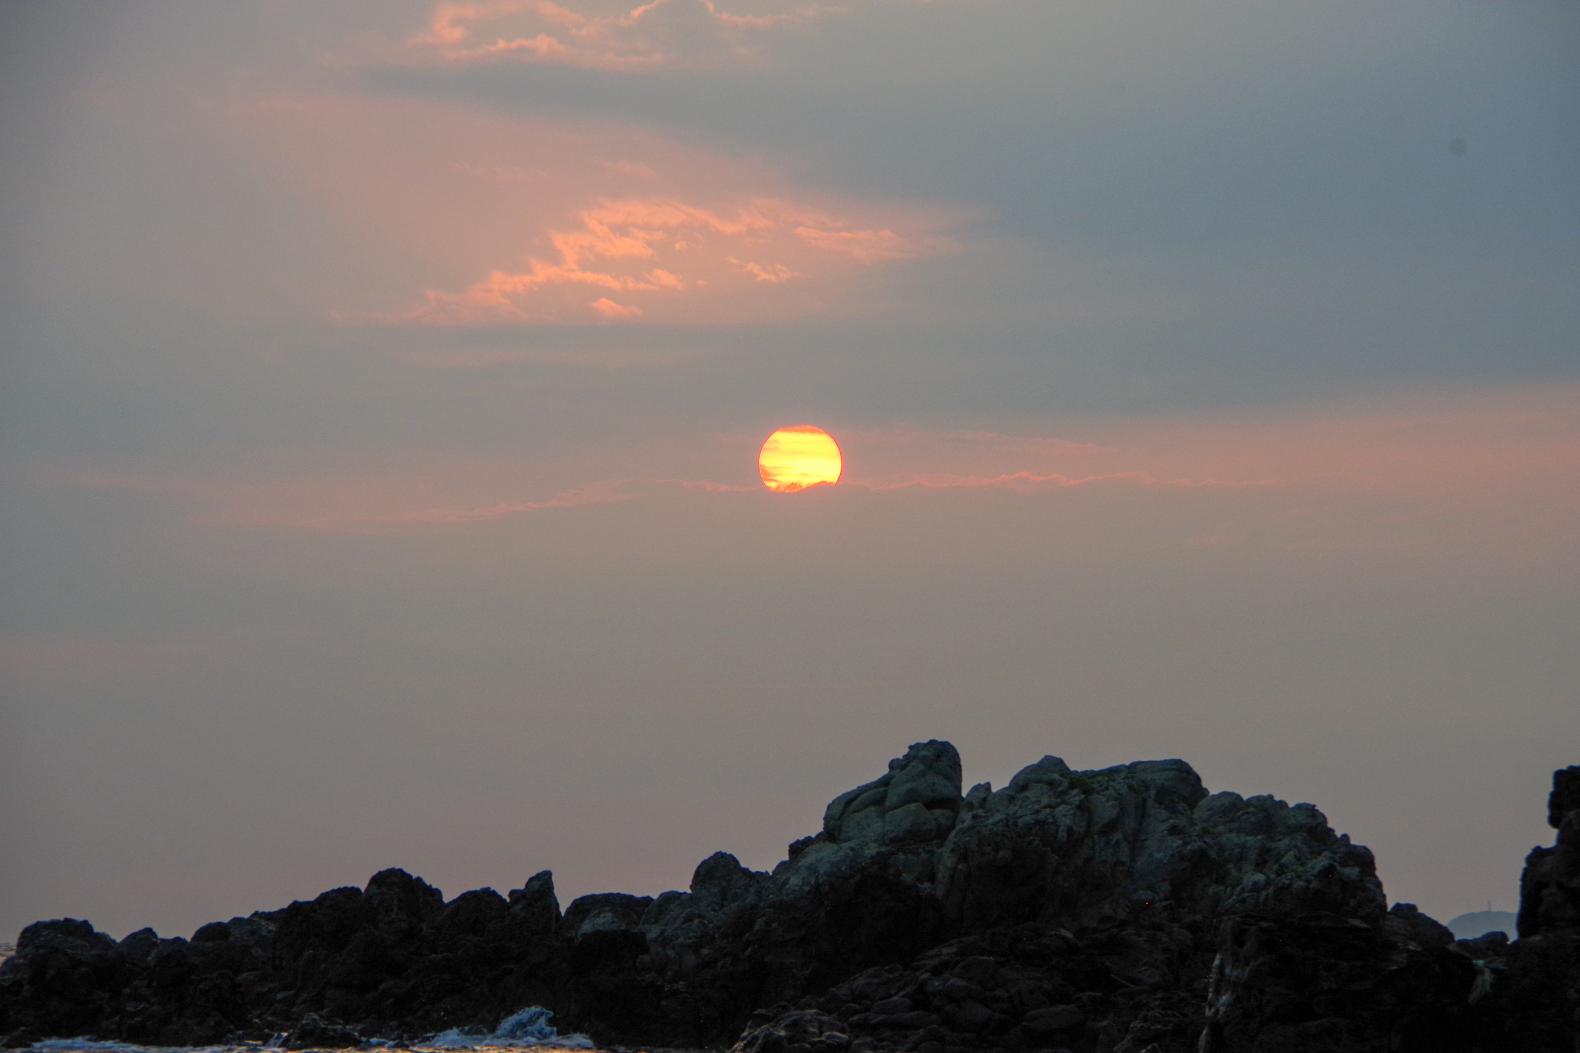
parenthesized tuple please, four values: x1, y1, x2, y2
(407, 0, 844, 73)
(376, 196, 941, 326)
(211, 87, 961, 331)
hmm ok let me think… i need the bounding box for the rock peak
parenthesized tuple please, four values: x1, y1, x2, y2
(822, 740, 963, 845)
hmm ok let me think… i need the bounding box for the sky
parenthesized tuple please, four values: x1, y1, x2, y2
(1, 0, 1577, 942)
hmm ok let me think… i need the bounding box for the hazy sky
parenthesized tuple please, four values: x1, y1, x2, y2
(2, 0, 1577, 942)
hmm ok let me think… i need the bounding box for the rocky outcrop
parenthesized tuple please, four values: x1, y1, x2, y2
(1, 742, 1576, 1052)
(1519, 765, 1580, 940)
(1493, 765, 1580, 1053)
(0, 869, 570, 1047)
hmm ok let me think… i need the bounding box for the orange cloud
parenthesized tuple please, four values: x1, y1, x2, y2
(590, 296, 643, 318)
(449, 161, 547, 182)
(409, 0, 842, 72)
(43, 465, 641, 534)
(841, 389, 1569, 492)
(215, 89, 961, 329)
(851, 471, 1275, 492)
(383, 480, 636, 525)
(794, 225, 917, 263)
(739, 260, 797, 283)
(383, 196, 937, 326)
(395, 347, 704, 369)
(38, 458, 761, 536)
(602, 158, 656, 178)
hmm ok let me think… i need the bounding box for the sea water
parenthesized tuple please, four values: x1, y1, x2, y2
(12, 1007, 617, 1053)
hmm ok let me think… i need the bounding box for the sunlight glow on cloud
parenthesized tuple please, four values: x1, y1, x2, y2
(409, 0, 842, 72)
(738, 260, 798, 283)
(590, 296, 644, 318)
(851, 471, 1276, 493)
(384, 196, 937, 325)
(213, 90, 959, 330)
(791, 225, 919, 264)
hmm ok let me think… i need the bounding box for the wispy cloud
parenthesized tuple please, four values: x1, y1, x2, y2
(737, 259, 797, 284)
(407, 0, 843, 73)
(792, 225, 917, 263)
(37, 385, 1578, 557)
(371, 196, 939, 326)
(0, 632, 214, 693)
(42, 465, 755, 535)
(31, 457, 1266, 538)
(590, 296, 643, 319)
(394, 347, 705, 369)
(833, 425, 1112, 458)
(850, 471, 1278, 492)
(237, 476, 767, 533)
(215, 88, 962, 330)
(378, 480, 637, 526)
(602, 158, 656, 178)
(449, 160, 548, 182)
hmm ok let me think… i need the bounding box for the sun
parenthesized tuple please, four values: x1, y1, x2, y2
(759, 425, 843, 492)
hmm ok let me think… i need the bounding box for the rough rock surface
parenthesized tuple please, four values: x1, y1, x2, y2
(1, 742, 1576, 1052)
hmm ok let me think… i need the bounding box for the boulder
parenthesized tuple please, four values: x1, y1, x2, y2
(691, 852, 768, 912)
(822, 741, 962, 847)
(434, 889, 508, 938)
(507, 870, 561, 935)
(1386, 903, 1455, 949)
(363, 869, 444, 938)
(562, 893, 652, 940)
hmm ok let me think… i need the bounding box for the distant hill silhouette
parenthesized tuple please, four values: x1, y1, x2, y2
(1447, 909, 1518, 939)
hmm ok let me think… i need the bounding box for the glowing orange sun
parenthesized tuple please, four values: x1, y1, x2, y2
(759, 425, 843, 492)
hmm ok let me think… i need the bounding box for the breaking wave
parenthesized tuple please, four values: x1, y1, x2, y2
(25, 1045, 244, 1053)
(419, 1007, 592, 1050)
(27, 1044, 174, 1053)
(17, 1007, 592, 1053)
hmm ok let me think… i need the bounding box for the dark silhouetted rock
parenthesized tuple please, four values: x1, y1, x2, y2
(364, 868, 444, 939)
(507, 870, 561, 936)
(1518, 765, 1580, 940)
(3, 744, 1577, 1053)
(1387, 902, 1456, 949)
(691, 852, 767, 911)
(1492, 764, 1580, 1053)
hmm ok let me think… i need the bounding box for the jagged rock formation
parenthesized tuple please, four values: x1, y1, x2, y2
(1, 745, 1576, 1052)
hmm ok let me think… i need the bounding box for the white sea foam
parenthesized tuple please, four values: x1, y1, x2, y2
(417, 1007, 593, 1050)
(25, 1044, 254, 1053)
(19, 1008, 593, 1053)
